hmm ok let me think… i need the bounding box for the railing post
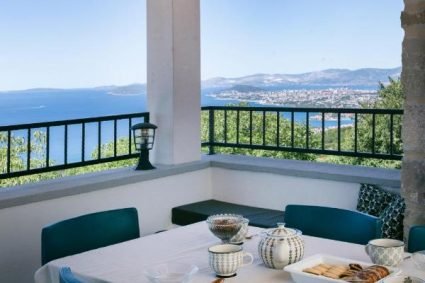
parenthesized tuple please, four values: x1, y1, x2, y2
(208, 109, 215, 155)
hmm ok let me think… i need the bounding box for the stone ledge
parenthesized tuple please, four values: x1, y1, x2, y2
(0, 155, 401, 210)
(205, 154, 401, 189)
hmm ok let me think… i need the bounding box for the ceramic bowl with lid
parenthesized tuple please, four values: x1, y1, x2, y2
(258, 223, 304, 269)
(381, 275, 425, 283)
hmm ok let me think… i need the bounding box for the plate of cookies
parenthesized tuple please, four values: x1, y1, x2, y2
(284, 254, 400, 283)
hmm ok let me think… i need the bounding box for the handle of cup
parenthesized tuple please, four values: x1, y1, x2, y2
(241, 252, 254, 267)
(365, 244, 371, 255)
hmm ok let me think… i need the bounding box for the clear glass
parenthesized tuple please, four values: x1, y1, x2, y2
(206, 214, 244, 243)
(133, 128, 155, 150)
(144, 263, 198, 283)
(412, 250, 425, 270)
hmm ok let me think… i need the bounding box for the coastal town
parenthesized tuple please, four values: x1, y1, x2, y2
(207, 87, 378, 108)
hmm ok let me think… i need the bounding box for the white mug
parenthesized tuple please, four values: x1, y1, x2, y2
(365, 238, 404, 266)
(208, 244, 254, 277)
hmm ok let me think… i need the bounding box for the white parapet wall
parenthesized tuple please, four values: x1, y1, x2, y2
(0, 155, 400, 283)
(211, 167, 360, 211)
(0, 166, 212, 283)
(208, 154, 400, 211)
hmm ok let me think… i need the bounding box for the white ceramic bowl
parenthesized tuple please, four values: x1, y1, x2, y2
(284, 254, 400, 283)
(412, 250, 425, 270)
(380, 275, 425, 283)
(144, 263, 199, 283)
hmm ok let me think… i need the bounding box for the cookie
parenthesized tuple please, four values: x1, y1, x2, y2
(368, 265, 390, 278)
(303, 268, 323, 275)
(323, 272, 340, 279)
(349, 263, 363, 271)
(319, 263, 332, 269)
(357, 270, 380, 283)
(340, 270, 357, 278)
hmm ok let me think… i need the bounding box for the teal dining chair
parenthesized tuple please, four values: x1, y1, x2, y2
(408, 225, 425, 253)
(284, 204, 382, 245)
(42, 207, 140, 265)
(59, 267, 84, 283)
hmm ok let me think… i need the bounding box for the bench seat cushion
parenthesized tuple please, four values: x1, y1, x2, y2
(172, 199, 284, 228)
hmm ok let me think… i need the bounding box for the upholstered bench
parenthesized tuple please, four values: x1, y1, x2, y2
(171, 199, 284, 228)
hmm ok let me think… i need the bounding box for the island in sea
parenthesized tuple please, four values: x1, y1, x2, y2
(0, 66, 401, 126)
(202, 67, 401, 108)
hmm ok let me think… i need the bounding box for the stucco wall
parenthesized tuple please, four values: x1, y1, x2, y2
(211, 167, 360, 211)
(0, 169, 211, 283)
(0, 156, 400, 283)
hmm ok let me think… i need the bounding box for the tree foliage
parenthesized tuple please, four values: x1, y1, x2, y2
(0, 133, 136, 188)
(317, 78, 403, 168)
(201, 103, 319, 160)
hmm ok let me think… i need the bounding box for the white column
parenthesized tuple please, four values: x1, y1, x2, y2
(147, 0, 201, 165)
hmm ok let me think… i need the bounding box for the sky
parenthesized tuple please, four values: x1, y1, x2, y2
(0, 0, 403, 91)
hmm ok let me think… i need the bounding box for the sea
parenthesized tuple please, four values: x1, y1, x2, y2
(0, 87, 366, 163)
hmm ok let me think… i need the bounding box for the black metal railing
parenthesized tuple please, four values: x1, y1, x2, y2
(0, 106, 404, 180)
(0, 112, 149, 179)
(202, 106, 403, 160)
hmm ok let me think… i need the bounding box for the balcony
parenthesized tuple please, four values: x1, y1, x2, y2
(0, 0, 424, 282)
(0, 107, 401, 282)
(0, 151, 400, 283)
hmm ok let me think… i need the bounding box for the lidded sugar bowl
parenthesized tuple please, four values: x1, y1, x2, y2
(258, 223, 304, 269)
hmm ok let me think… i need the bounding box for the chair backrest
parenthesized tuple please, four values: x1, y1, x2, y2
(284, 204, 382, 245)
(42, 207, 140, 265)
(408, 225, 425, 253)
(59, 267, 84, 283)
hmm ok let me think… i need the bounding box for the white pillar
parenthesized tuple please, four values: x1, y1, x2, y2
(147, 0, 201, 165)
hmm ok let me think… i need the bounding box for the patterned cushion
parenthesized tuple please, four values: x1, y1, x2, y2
(357, 184, 397, 217)
(380, 196, 406, 240)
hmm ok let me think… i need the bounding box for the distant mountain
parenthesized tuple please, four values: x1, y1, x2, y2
(202, 67, 401, 88)
(100, 83, 146, 96)
(0, 87, 69, 93)
(0, 84, 146, 95)
(227, 84, 266, 93)
(0, 67, 401, 94)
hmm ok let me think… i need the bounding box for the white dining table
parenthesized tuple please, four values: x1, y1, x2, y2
(34, 222, 425, 283)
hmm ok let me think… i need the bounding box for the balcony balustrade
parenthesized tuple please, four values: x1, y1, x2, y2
(0, 112, 149, 180)
(202, 106, 403, 160)
(0, 107, 403, 182)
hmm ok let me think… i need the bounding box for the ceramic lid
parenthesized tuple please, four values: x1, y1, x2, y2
(264, 223, 301, 238)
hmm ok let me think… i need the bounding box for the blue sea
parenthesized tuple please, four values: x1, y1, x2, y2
(0, 87, 362, 163)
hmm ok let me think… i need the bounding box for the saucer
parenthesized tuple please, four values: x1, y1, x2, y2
(229, 241, 244, 245)
(216, 273, 237, 278)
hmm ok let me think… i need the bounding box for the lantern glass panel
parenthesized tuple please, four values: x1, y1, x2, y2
(133, 127, 155, 151)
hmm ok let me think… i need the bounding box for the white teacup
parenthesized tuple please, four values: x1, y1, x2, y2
(208, 244, 254, 277)
(365, 238, 404, 266)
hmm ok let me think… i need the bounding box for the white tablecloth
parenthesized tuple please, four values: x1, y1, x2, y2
(35, 222, 425, 283)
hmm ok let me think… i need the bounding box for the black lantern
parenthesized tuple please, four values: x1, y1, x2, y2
(131, 122, 157, 170)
